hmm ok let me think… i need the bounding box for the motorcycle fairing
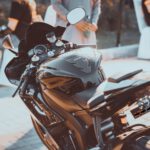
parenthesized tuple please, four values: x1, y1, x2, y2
(43, 92, 88, 150)
(41, 83, 104, 112)
(5, 57, 29, 85)
(24, 22, 65, 51)
(40, 73, 150, 113)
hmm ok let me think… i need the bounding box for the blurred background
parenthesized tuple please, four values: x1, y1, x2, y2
(0, 0, 140, 49)
(0, 1, 150, 150)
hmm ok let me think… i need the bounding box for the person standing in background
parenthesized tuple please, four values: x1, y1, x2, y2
(51, 0, 101, 45)
(142, 0, 150, 26)
(0, 0, 43, 40)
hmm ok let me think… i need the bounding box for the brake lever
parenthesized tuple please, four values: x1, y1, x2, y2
(12, 79, 24, 97)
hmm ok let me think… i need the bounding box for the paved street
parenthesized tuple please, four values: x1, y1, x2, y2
(0, 57, 150, 149)
(0, 93, 47, 150)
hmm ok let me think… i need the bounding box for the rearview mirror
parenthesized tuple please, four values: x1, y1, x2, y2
(67, 8, 86, 25)
(2, 35, 18, 55)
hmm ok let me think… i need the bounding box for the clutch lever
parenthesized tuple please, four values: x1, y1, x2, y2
(12, 79, 24, 97)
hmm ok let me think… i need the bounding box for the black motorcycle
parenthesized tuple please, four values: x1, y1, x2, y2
(2, 8, 150, 150)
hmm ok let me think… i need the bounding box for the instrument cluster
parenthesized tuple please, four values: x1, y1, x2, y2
(33, 45, 48, 55)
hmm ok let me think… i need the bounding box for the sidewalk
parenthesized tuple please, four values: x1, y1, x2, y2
(0, 57, 150, 150)
(0, 95, 47, 150)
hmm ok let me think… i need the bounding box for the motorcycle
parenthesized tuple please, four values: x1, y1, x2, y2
(2, 8, 150, 150)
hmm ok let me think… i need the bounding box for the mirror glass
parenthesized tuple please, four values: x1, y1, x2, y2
(67, 8, 86, 24)
(2, 35, 14, 50)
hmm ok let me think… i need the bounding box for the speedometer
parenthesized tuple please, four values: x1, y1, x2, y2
(33, 45, 48, 55)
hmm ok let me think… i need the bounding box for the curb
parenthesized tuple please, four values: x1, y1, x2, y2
(98, 44, 139, 60)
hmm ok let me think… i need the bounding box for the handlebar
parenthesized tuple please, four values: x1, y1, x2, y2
(64, 43, 96, 50)
(28, 42, 96, 59)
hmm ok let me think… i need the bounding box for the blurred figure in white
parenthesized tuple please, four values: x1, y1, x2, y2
(50, 0, 101, 46)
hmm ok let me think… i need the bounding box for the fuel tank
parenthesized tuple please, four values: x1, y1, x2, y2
(37, 47, 105, 94)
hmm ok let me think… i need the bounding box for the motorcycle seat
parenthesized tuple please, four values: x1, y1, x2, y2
(84, 80, 139, 109)
(108, 69, 143, 83)
(86, 79, 149, 108)
(103, 79, 138, 95)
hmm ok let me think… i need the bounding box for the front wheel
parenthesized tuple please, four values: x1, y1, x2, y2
(31, 117, 79, 150)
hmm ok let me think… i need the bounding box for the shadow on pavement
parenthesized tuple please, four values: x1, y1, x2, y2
(5, 128, 46, 150)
